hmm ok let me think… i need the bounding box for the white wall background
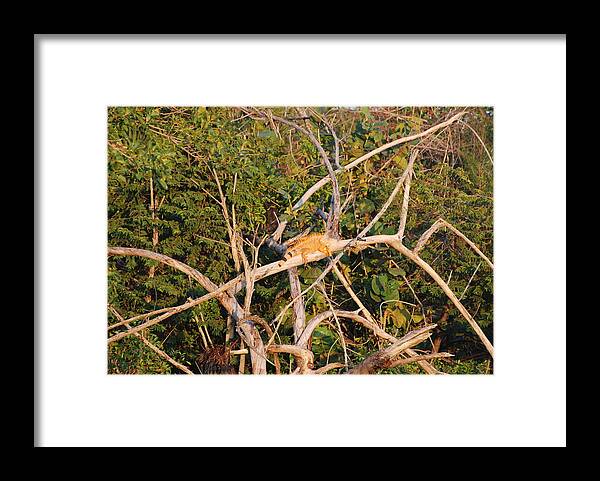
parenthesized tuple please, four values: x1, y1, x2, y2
(36, 35, 566, 447)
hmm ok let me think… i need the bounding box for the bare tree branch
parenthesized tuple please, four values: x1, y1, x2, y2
(459, 119, 493, 165)
(388, 352, 453, 369)
(331, 263, 441, 375)
(388, 240, 494, 357)
(107, 288, 227, 344)
(308, 107, 341, 169)
(250, 107, 341, 238)
(397, 151, 416, 241)
(347, 324, 437, 374)
(459, 262, 482, 301)
(439, 218, 494, 269)
(413, 218, 446, 255)
(292, 111, 467, 211)
(289, 267, 306, 344)
(236, 236, 269, 374)
(412, 217, 493, 270)
(108, 305, 194, 374)
(108, 305, 173, 332)
(212, 168, 241, 273)
(107, 246, 267, 373)
(313, 362, 346, 374)
(267, 344, 314, 374)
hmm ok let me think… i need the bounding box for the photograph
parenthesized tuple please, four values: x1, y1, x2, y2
(107, 106, 494, 375)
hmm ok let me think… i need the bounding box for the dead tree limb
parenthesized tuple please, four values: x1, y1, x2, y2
(387, 352, 453, 369)
(331, 263, 441, 375)
(397, 151, 416, 241)
(388, 240, 494, 357)
(107, 281, 236, 344)
(288, 267, 306, 345)
(112, 228, 492, 359)
(459, 119, 494, 166)
(250, 107, 341, 238)
(108, 305, 194, 374)
(267, 344, 314, 374)
(291, 111, 467, 211)
(439, 219, 494, 270)
(308, 107, 341, 169)
(107, 246, 267, 373)
(313, 362, 345, 374)
(413, 217, 493, 270)
(347, 324, 437, 374)
(413, 218, 446, 254)
(212, 169, 241, 343)
(108, 305, 173, 332)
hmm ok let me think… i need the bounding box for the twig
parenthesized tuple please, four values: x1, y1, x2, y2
(291, 111, 467, 211)
(108, 305, 173, 331)
(439, 218, 494, 270)
(108, 305, 193, 374)
(320, 285, 349, 370)
(195, 314, 209, 350)
(289, 267, 306, 344)
(108, 287, 230, 344)
(308, 107, 341, 169)
(388, 241, 494, 357)
(107, 246, 267, 373)
(459, 262, 482, 301)
(237, 235, 268, 374)
(413, 218, 493, 270)
(459, 120, 493, 165)
(413, 219, 446, 255)
(402, 274, 427, 324)
(252, 107, 341, 238)
(388, 352, 453, 369)
(347, 324, 437, 374)
(331, 264, 440, 374)
(397, 150, 416, 241)
(314, 362, 346, 374)
(267, 344, 314, 374)
(212, 168, 240, 273)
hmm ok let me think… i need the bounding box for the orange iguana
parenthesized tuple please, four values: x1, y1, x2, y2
(284, 233, 334, 264)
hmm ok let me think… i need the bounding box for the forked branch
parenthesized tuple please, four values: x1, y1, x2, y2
(347, 324, 437, 374)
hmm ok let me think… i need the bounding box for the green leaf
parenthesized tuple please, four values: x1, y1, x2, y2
(377, 274, 389, 289)
(357, 198, 375, 213)
(387, 307, 408, 328)
(369, 290, 382, 302)
(372, 221, 384, 234)
(388, 267, 406, 277)
(382, 288, 399, 301)
(258, 129, 275, 138)
(371, 276, 383, 295)
(394, 154, 408, 169)
(301, 267, 321, 282)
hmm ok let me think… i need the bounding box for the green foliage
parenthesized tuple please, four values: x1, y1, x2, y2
(107, 106, 493, 374)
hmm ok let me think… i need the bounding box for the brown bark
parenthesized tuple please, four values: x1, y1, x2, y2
(347, 325, 437, 374)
